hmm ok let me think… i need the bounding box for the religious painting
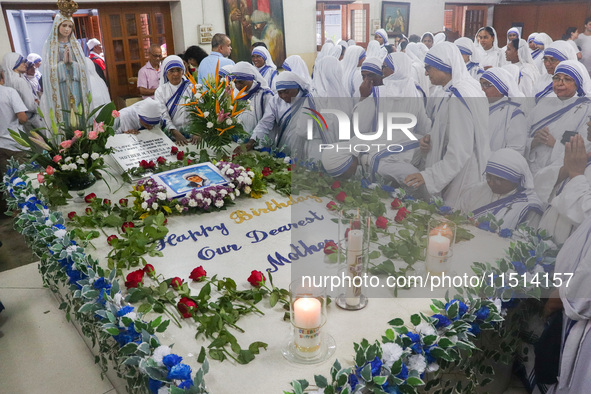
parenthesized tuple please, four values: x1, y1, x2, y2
(223, 0, 287, 67)
(381, 2, 410, 37)
(152, 163, 230, 197)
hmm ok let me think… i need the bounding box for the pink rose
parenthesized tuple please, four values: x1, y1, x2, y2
(112, 110, 120, 118)
(60, 140, 73, 149)
(37, 173, 45, 183)
(88, 131, 98, 140)
(74, 130, 83, 139)
(45, 165, 55, 175)
(52, 155, 62, 163)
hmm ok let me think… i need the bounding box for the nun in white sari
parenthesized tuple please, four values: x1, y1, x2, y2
(312, 57, 349, 98)
(2, 53, 41, 130)
(533, 33, 554, 74)
(250, 72, 321, 159)
(534, 41, 578, 102)
(454, 37, 484, 80)
(405, 42, 490, 208)
(475, 26, 504, 69)
(366, 40, 387, 61)
(231, 62, 274, 135)
(374, 29, 389, 49)
(536, 133, 591, 245)
(340, 45, 366, 97)
(526, 60, 591, 176)
(114, 99, 164, 134)
(505, 38, 541, 98)
(251, 46, 278, 91)
(154, 55, 196, 145)
(405, 42, 431, 96)
(459, 149, 543, 229)
(547, 214, 591, 393)
(282, 55, 312, 88)
(481, 67, 527, 154)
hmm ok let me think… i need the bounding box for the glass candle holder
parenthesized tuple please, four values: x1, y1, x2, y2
(281, 280, 335, 364)
(336, 209, 371, 310)
(425, 218, 456, 275)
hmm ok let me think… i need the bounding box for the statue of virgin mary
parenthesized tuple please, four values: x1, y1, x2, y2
(41, 0, 90, 127)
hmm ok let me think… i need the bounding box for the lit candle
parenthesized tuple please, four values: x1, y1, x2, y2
(293, 297, 322, 355)
(428, 231, 451, 257)
(345, 229, 363, 307)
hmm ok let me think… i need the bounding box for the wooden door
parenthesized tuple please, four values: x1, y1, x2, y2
(97, 3, 174, 101)
(464, 6, 487, 40)
(342, 3, 370, 48)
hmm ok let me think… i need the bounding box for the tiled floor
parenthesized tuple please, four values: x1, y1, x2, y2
(0, 262, 116, 394)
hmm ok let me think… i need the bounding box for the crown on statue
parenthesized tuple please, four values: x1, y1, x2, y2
(57, 0, 78, 18)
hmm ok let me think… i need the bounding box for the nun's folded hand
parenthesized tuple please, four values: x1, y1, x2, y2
(404, 172, 425, 189)
(531, 127, 550, 148)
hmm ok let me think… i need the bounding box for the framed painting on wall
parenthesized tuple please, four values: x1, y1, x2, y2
(381, 2, 410, 37)
(222, 0, 287, 67)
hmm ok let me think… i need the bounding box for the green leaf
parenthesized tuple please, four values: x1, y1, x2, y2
(438, 338, 453, 348)
(360, 364, 372, 382)
(373, 376, 388, 385)
(197, 346, 206, 363)
(447, 301, 458, 320)
(388, 318, 405, 326)
(269, 291, 279, 307)
(410, 314, 421, 326)
(406, 377, 424, 386)
(314, 375, 328, 388)
(155, 319, 170, 333)
(105, 327, 120, 336)
(237, 349, 255, 364)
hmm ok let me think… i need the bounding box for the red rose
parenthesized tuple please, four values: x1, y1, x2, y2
(84, 193, 96, 203)
(344, 228, 350, 240)
(351, 220, 362, 230)
(326, 201, 337, 210)
(331, 181, 341, 190)
(125, 269, 144, 289)
(391, 198, 402, 209)
(176, 151, 185, 160)
(189, 266, 207, 281)
(323, 240, 338, 255)
(119, 198, 128, 207)
(187, 159, 193, 165)
(103, 199, 111, 206)
(177, 297, 197, 318)
(262, 167, 272, 177)
(163, 218, 168, 225)
(143, 264, 155, 277)
(121, 222, 135, 233)
(376, 216, 388, 229)
(67, 211, 76, 220)
(395, 207, 409, 223)
(139, 160, 149, 169)
(170, 277, 184, 290)
(247, 270, 266, 287)
(85, 207, 93, 215)
(157, 156, 166, 165)
(147, 160, 156, 169)
(107, 234, 118, 245)
(335, 191, 347, 203)
(288, 165, 293, 172)
(171, 146, 179, 155)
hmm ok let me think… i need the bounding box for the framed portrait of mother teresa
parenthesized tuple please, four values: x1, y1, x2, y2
(223, 0, 287, 66)
(381, 2, 410, 37)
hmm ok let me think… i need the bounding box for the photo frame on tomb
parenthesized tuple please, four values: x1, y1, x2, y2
(381, 2, 410, 38)
(151, 162, 230, 198)
(222, 0, 286, 67)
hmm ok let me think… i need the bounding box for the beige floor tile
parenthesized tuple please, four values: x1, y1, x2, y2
(0, 261, 43, 289)
(0, 286, 114, 394)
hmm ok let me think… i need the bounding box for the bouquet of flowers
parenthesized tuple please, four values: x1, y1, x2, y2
(183, 62, 250, 156)
(10, 102, 117, 205)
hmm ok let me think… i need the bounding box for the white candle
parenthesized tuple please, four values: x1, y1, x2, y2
(428, 232, 450, 257)
(293, 297, 322, 355)
(346, 229, 363, 306)
(293, 298, 322, 328)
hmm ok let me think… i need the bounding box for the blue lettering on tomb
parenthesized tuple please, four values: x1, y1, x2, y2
(157, 223, 230, 251)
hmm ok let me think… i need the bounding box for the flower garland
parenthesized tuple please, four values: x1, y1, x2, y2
(130, 161, 256, 218)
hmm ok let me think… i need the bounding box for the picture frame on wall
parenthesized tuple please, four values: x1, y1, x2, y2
(381, 2, 410, 37)
(222, 0, 287, 67)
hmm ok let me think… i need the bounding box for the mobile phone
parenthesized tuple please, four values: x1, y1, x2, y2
(561, 130, 578, 145)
